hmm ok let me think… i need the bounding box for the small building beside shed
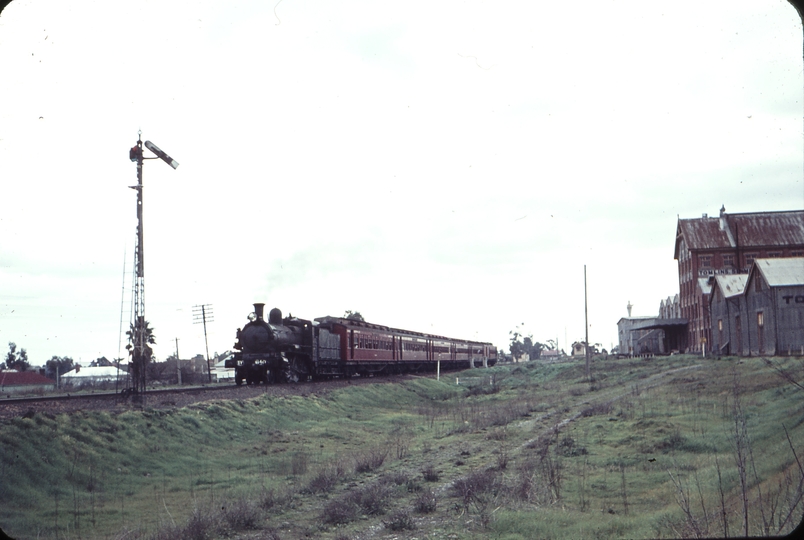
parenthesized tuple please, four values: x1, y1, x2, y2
(0, 371, 56, 394)
(709, 273, 748, 355)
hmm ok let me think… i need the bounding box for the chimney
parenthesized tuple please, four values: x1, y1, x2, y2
(719, 205, 727, 231)
(253, 303, 265, 321)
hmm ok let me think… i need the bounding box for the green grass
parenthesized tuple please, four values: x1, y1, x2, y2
(1, 355, 803, 539)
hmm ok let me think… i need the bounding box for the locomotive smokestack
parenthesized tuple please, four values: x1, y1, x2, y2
(253, 303, 265, 321)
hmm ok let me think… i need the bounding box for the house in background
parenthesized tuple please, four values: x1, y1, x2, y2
(0, 371, 56, 394)
(61, 365, 128, 385)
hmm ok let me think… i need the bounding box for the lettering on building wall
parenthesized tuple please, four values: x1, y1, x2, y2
(781, 295, 804, 305)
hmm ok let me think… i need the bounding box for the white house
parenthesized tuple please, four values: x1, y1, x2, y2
(61, 365, 127, 384)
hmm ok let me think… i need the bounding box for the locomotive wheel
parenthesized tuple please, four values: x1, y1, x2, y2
(284, 357, 308, 383)
(235, 373, 243, 386)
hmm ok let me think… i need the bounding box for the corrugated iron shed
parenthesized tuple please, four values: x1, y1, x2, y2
(713, 274, 748, 298)
(752, 257, 804, 287)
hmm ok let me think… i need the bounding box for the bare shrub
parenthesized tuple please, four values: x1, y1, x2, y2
(254, 529, 282, 540)
(422, 464, 440, 482)
(384, 510, 415, 531)
(220, 496, 262, 530)
(258, 486, 293, 510)
(557, 436, 587, 457)
(354, 447, 388, 473)
(452, 468, 503, 528)
(581, 402, 613, 417)
(486, 427, 507, 441)
(305, 465, 344, 494)
(381, 471, 410, 486)
(529, 438, 563, 502)
(348, 481, 393, 515)
(321, 498, 359, 525)
(290, 452, 309, 476)
(387, 428, 412, 460)
(406, 479, 423, 492)
(321, 481, 393, 524)
(414, 489, 438, 513)
(184, 506, 222, 540)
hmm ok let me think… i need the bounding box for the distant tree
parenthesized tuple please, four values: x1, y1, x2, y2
(509, 331, 545, 361)
(344, 310, 365, 322)
(4, 342, 31, 372)
(90, 356, 112, 367)
(45, 356, 75, 380)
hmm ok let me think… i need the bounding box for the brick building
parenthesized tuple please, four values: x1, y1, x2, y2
(674, 207, 804, 353)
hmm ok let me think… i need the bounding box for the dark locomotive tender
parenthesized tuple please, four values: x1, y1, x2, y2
(226, 303, 498, 385)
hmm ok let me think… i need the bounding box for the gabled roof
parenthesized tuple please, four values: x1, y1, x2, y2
(62, 366, 127, 379)
(749, 257, 804, 288)
(709, 274, 748, 303)
(675, 209, 804, 258)
(0, 371, 56, 386)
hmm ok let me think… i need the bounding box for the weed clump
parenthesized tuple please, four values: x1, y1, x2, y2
(305, 464, 345, 494)
(414, 489, 438, 513)
(384, 509, 415, 531)
(581, 402, 613, 417)
(320, 481, 393, 524)
(354, 447, 388, 473)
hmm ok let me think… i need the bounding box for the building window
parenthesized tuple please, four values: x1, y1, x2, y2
(756, 277, 763, 292)
(757, 311, 765, 354)
(699, 255, 712, 268)
(745, 253, 757, 268)
(723, 254, 734, 267)
(768, 251, 782, 258)
(792, 250, 803, 257)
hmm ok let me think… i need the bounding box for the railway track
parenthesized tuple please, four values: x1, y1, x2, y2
(0, 373, 420, 420)
(0, 383, 236, 405)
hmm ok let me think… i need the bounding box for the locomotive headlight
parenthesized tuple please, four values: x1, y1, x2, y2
(248, 312, 257, 322)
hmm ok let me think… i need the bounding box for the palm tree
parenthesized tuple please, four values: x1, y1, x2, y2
(126, 317, 156, 393)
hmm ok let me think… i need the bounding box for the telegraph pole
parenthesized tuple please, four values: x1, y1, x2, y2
(584, 265, 591, 382)
(127, 131, 178, 394)
(193, 304, 214, 383)
(175, 338, 181, 385)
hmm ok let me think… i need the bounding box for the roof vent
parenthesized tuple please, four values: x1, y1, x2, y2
(702, 213, 708, 219)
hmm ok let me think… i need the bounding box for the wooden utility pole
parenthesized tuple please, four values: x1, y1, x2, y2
(175, 338, 181, 385)
(584, 265, 591, 382)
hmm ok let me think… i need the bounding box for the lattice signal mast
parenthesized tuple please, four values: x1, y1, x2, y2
(127, 131, 179, 394)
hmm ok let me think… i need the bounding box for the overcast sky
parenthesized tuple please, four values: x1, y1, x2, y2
(0, 0, 802, 366)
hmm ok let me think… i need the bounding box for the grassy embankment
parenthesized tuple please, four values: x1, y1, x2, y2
(1, 354, 803, 539)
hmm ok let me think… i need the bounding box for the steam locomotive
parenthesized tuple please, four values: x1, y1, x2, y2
(225, 303, 497, 385)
